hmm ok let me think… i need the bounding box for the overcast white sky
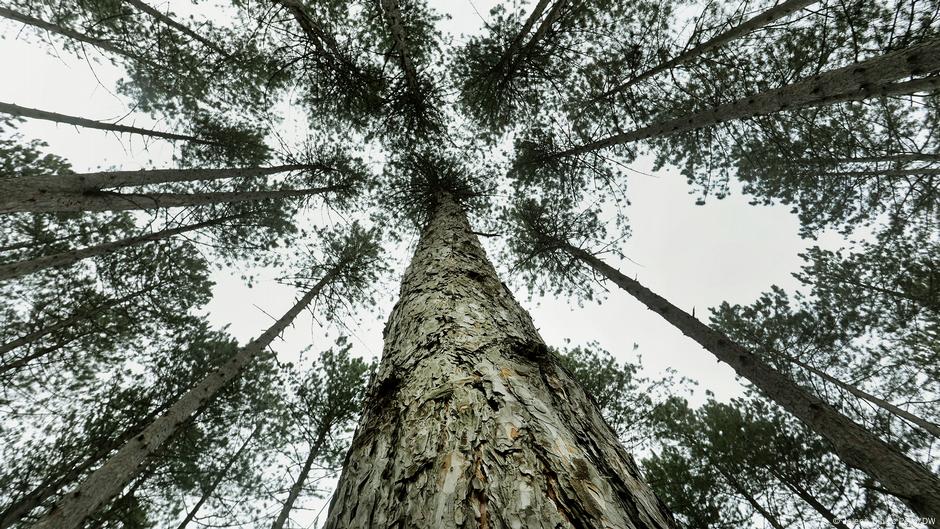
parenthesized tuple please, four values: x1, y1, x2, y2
(0, 0, 847, 524)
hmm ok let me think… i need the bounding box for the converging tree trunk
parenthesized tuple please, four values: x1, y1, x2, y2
(122, 0, 229, 57)
(593, 0, 816, 101)
(715, 465, 786, 529)
(30, 266, 343, 529)
(175, 425, 261, 529)
(270, 420, 332, 529)
(544, 39, 940, 161)
(562, 244, 940, 523)
(0, 214, 242, 281)
(5, 164, 315, 201)
(768, 467, 851, 529)
(0, 102, 215, 145)
(323, 193, 677, 529)
(1, 184, 344, 213)
(0, 6, 160, 68)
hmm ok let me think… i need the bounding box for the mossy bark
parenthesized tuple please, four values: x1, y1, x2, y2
(324, 194, 676, 529)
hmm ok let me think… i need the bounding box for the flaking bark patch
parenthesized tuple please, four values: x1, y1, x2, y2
(323, 193, 677, 529)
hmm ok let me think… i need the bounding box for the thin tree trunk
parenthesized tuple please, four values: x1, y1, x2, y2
(30, 267, 342, 529)
(0, 102, 215, 145)
(768, 467, 851, 529)
(782, 352, 940, 438)
(122, 0, 229, 57)
(175, 425, 261, 529)
(515, 0, 569, 62)
(489, 0, 553, 77)
(562, 244, 940, 523)
(5, 164, 315, 198)
(0, 6, 160, 68)
(544, 39, 940, 161)
(794, 153, 940, 165)
(806, 167, 940, 178)
(0, 397, 175, 529)
(0, 285, 157, 356)
(0, 214, 241, 281)
(595, 0, 817, 100)
(0, 330, 97, 377)
(323, 193, 677, 529)
(1, 213, 240, 275)
(379, 0, 422, 101)
(715, 465, 787, 529)
(270, 421, 332, 529)
(0, 184, 344, 213)
(272, 0, 357, 74)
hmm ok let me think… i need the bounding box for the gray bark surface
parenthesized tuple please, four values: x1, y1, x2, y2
(4, 164, 313, 199)
(0, 215, 239, 281)
(548, 40, 940, 160)
(323, 194, 677, 529)
(0, 185, 341, 213)
(30, 270, 338, 529)
(595, 0, 816, 99)
(0, 102, 214, 145)
(565, 245, 940, 524)
(379, 0, 422, 102)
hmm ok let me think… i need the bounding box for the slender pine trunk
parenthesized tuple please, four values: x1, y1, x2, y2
(794, 153, 940, 165)
(0, 6, 160, 68)
(768, 468, 851, 529)
(514, 0, 569, 66)
(175, 426, 261, 529)
(782, 353, 940, 438)
(0, 184, 342, 213)
(0, 215, 241, 281)
(489, 0, 552, 77)
(122, 0, 229, 57)
(563, 244, 940, 524)
(30, 268, 341, 529)
(594, 0, 816, 100)
(323, 193, 677, 529)
(715, 466, 787, 529)
(379, 0, 422, 100)
(5, 164, 314, 198)
(0, 102, 215, 145)
(545, 39, 940, 161)
(0, 286, 156, 356)
(270, 421, 332, 529)
(0, 397, 175, 529)
(804, 167, 940, 178)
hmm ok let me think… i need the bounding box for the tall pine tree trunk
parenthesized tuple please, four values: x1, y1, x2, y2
(562, 244, 940, 524)
(270, 420, 332, 529)
(1, 185, 343, 213)
(30, 267, 342, 529)
(174, 425, 261, 529)
(0, 214, 241, 281)
(767, 468, 850, 529)
(0, 102, 214, 145)
(122, 0, 229, 57)
(323, 193, 676, 529)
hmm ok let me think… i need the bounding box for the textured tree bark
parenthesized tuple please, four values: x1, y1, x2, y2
(174, 425, 261, 529)
(593, 0, 816, 100)
(30, 269, 339, 529)
(564, 245, 940, 524)
(0, 102, 214, 145)
(0, 6, 160, 68)
(4, 164, 314, 199)
(270, 420, 332, 529)
(0, 184, 343, 213)
(0, 215, 241, 281)
(323, 193, 676, 529)
(546, 39, 940, 161)
(122, 0, 229, 57)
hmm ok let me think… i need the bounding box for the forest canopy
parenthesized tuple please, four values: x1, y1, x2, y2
(0, 0, 938, 528)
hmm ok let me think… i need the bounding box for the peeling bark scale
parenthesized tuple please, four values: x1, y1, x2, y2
(324, 194, 677, 529)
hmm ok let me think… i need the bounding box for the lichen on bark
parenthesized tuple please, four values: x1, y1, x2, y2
(324, 193, 677, 529)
